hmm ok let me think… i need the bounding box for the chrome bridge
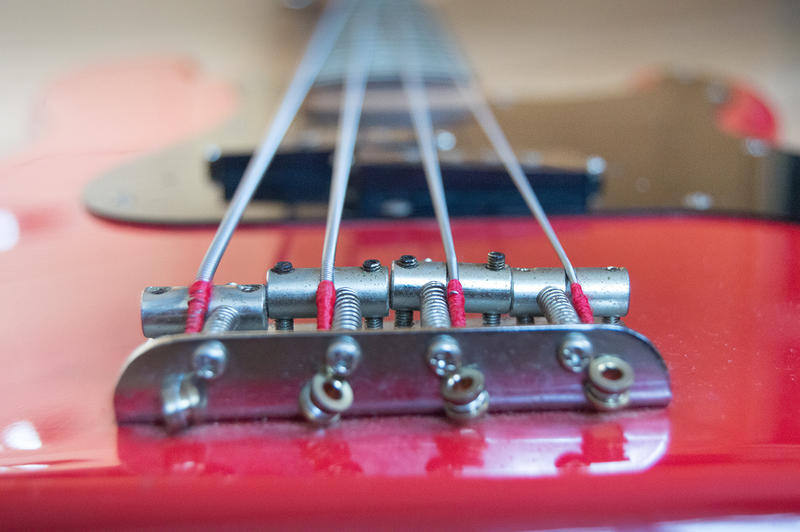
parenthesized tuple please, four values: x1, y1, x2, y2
(115, 257, 671, 432)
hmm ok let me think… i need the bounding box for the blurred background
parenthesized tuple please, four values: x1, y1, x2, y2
(1, 0, 798, 217)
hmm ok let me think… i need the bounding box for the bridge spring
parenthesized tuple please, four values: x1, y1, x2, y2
(537, 286, 580, 325)
(420, 281, 451, 329)
(332, 287, 363, 330)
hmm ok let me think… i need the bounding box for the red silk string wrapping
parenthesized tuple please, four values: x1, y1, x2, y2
(185, 279, 213, 333)
(446, 279, 467, 327)
(570, 282, 594, 324)
(316, 280, 336, 330)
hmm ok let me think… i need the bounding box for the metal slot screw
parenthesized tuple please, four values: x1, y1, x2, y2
(394, 309, 414, 328)
(516, 315, 534, 325)
(537, 286, 580, 324)
(420, 281, 450, 328)
(584, 355, 635, 411)
(603, 316, 622, 325)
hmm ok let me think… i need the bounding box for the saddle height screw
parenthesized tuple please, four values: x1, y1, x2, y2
(485, 251, 506, 271)
(482, 251, 506, 326)
(394, 309, 414, 328)
(362, 259, 381, 272)
(273, 318, 294, 331)
(271, 261, 294, 274)
(397, 254, 418, 269)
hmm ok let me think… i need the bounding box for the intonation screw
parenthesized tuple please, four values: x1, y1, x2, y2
(271, 261, 294, 274)
(396, 254, 418, 269)
(486, 251, 506, 271)
(362, 259, 381, 272)
(537, 286, 580, 324)
(420, 281, 451, 328)
(331, 288, 362, 331)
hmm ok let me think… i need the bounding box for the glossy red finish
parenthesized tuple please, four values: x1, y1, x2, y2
(1, 59, 799, 529)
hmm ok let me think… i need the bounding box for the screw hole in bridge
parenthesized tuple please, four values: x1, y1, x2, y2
(452, 376, 474, 392)
(324, 380, 344, 401)
(602, 366, 624, 381)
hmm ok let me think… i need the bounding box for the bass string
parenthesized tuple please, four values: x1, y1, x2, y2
(317, 1, 379, 330)
(186, 0, 358, 332)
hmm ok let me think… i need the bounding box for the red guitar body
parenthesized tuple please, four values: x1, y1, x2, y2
(1, 59, 799, 529)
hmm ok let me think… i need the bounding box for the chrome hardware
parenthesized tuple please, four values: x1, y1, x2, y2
(441, 367, 490, 422)
(584, 355, 635, 411)
(300, 287, 363, 425)
(420, 281, 450, 328)
(537, 286, 581, 325)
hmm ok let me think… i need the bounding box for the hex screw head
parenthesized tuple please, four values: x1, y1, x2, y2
(271, 261, 294, 274)
(362, 259, 381, 272)
(486, 251, 506, 271)
(396, 254, 418, 269)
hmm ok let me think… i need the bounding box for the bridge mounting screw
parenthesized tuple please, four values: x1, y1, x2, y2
(485, 251, 506, 271)
(362, 259, 381, 272)
(396, 254, 418, 269)
(271, 261, 294, 274)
